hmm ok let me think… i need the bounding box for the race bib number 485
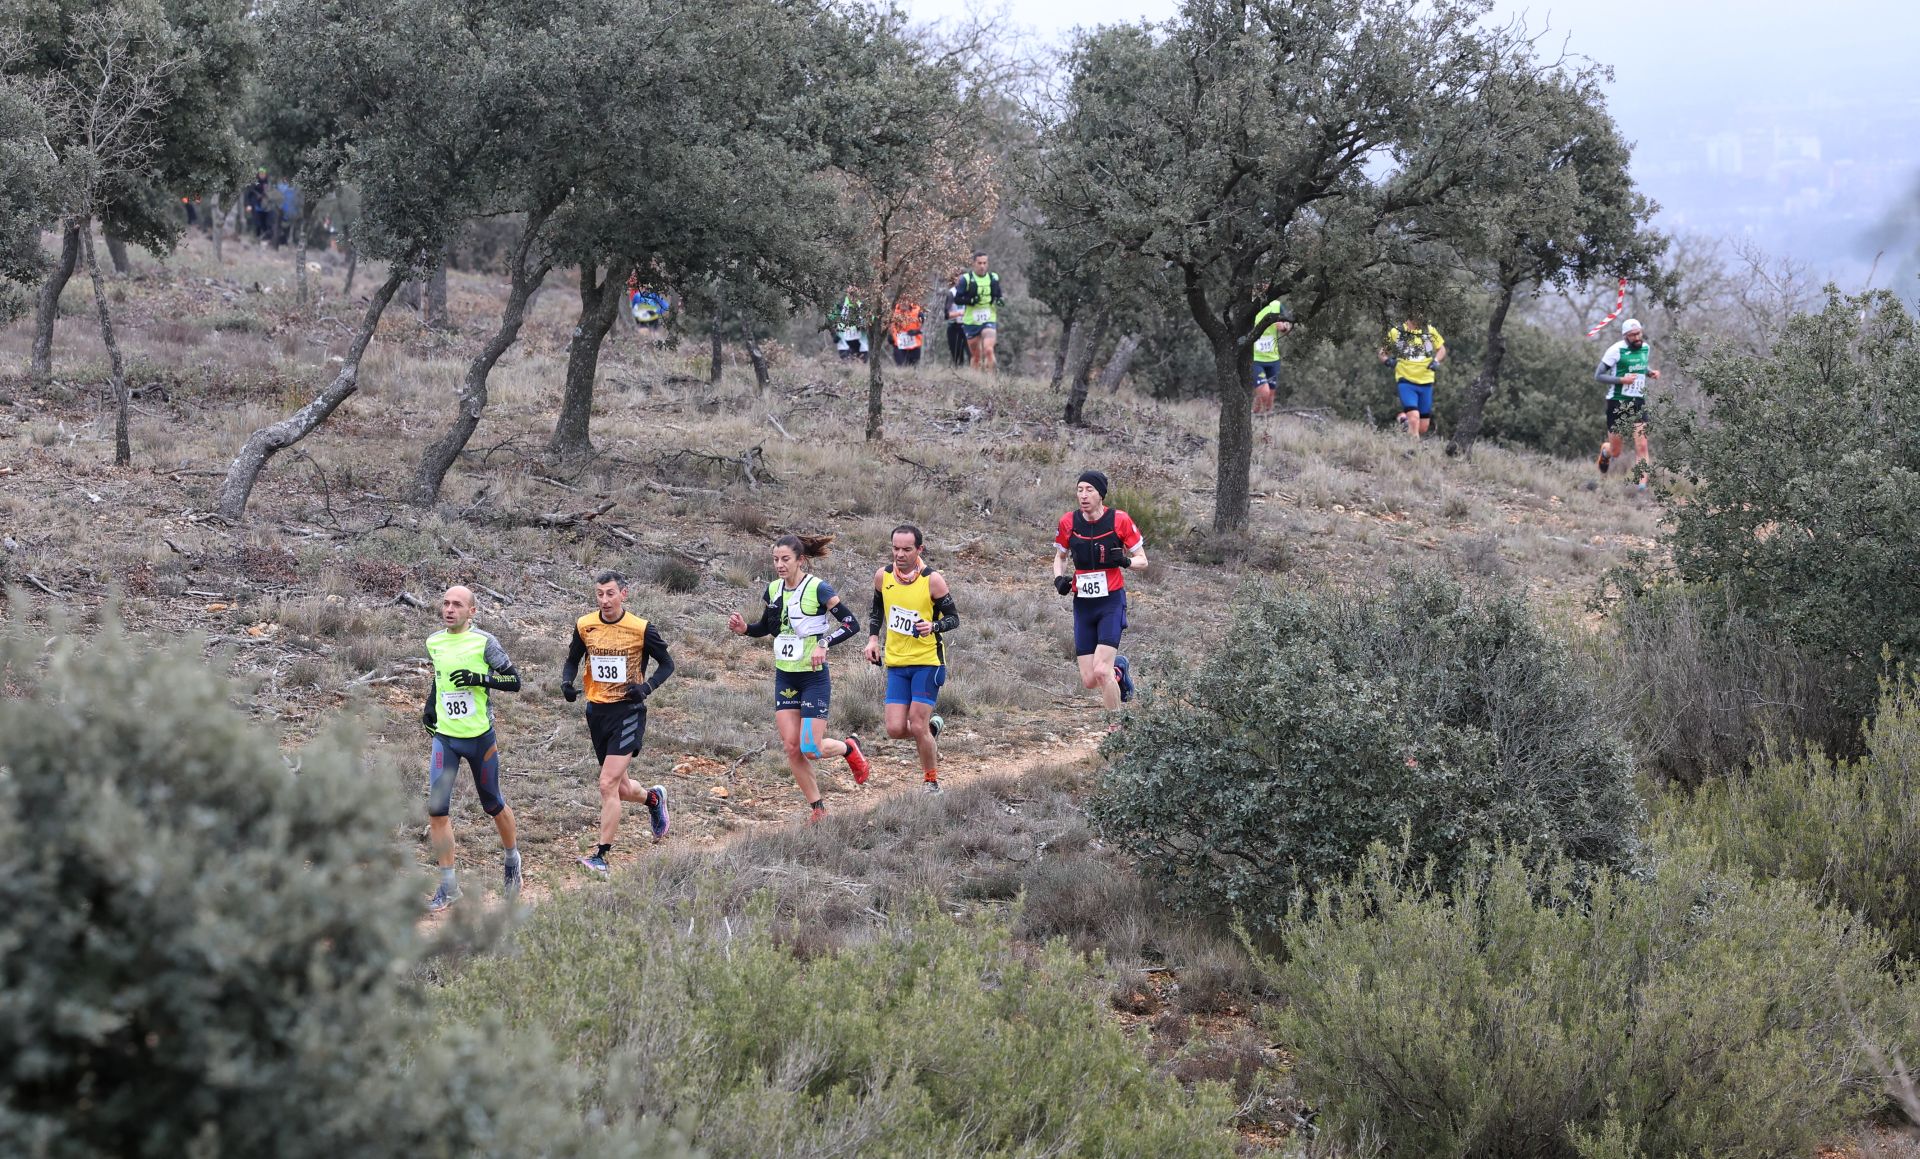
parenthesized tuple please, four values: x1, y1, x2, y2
(887, 605, 921, 636)
(1075, 571, 1110, 598)
(590, 655, 627, 684)
(440, 690, 475, 718)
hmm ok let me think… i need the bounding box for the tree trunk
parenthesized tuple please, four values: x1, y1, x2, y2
(547, 261, 624, 459)
(104, 232, 131, 277)
(341, 226, 357, 297)
(424, 248, 449, 329)
(1049, 306, 1077, 391)
(210, 192, 224, 264)
(294, 187, 309, 306)
(1447, 283, 1515, 459)
(398, 278, 421, 313)
(708, 305, 725, 385)
(743, 326, 771, 391)
(1208, 333, 1255, 532)
(1099, 333, 1143, 393)
(411, 225, 551, 506)
(80, 227, 132, 466)
(865, 308, 886, 441)
(1063, 309, 1111, 426)
(30, 223, 81, 380)
(217, 270, 405, 520)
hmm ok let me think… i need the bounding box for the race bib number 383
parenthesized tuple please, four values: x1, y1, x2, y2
(590, 654, 628, 684)
(1075, 571, 1110, 598)
(887, 605, 921, 636)
(440, 690, 476, 718)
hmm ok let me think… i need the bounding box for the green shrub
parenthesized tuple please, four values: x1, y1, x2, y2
(1660, 673, 1920, 959)
(1089, 570, 1643, 929)
(0, 620, 687, 1159)
(1596, 583, 1857, 787)
(442, 873, 1238, 1158)
(1271, 841, 1899, 1159)
(1107, 483, 1185, 548)
(1657, 290, 1920, 732)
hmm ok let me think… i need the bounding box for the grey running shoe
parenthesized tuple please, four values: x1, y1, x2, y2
(427, 881, 462, 913)
(646, 785, 670, 840)
(922, 778, 943, 796)
(929, 714, 944, 738)
(503, 857, 522, 900)
(1114, 654, 1134, 703)
(578, 853, 609, 875)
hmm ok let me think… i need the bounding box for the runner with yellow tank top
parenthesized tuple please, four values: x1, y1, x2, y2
(420, 585, 522, 912)
(560, 570, 675, 874)
(862, 524, 960, 794)
(727, 534, 867, 825)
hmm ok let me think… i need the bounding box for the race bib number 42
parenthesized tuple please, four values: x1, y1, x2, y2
(590, 655, 627, 684)
(1075, 571, 1110, 598)
(774, 634, 805, 662)
(440, 690, 475, 718)
(887, 605, 921, 636)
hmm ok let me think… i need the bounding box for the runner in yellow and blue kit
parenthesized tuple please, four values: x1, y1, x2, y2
(421, 585, 522, 912)
(1379, 313, 1446, 441)
(862, 524, 960, 795)
(728, 534, 868, 824)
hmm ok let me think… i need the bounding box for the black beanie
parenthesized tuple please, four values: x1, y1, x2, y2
(1077, 470, 1109, 498)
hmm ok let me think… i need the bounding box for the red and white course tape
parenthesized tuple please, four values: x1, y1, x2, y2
(1586, 277, 1628, 338)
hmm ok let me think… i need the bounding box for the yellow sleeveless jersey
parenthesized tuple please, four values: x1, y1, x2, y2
(880, 567, 943, 667)
(576, 611, 651, 704)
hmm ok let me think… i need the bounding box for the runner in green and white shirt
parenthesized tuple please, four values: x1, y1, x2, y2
(1595, 318, 1659, 489)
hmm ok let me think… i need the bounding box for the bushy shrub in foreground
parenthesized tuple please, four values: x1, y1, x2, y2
(0, 621, 684, 1159)
(1662, 673, 1920, 959)
(1089, 570, 1643, 928)
(441, 875, 1238, 1158)
(1271, 841, 1899, 1159)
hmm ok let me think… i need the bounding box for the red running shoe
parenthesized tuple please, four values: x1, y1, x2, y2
(845, 734, 871, 784)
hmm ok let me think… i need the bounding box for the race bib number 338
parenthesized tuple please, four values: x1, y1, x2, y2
(590, 655, 627, 684)
(1075, 571, 1110, 598)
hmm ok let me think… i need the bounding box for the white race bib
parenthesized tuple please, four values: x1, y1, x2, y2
(590, 654, 627, 684)
(439, 690, 476, 719)
(1254, 334, 1277, 356)
(894, 332, 916, 349)
(1075, 570, 1110, 598)
(774, 634, 805, 663)
(887, 605, 921, 636)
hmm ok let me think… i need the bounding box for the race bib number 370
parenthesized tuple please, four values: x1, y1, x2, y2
(440, 690, 475, 718)
(1075, 571, 1110, 598)
(590, 655, 627, 684)
(887, 605, 921, 636)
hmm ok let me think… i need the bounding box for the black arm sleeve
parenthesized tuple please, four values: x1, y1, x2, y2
(422, 674, 438, 728)
(826, 602, 860, 648)
(869, 585, 884, 635)
(640, 624, 675, 693)
(561, 627, 586, 687)
(485, 662, 521, 694)
(930, 592, 959, 636)
(742, 596, 780, 639)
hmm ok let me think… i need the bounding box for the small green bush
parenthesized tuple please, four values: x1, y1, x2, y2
(442, 874, 1238, 1158)
(1089, 570, 1643, 929)
(1271, 841, 1900, 1159)
(1108, 483, 1185, 549)
(0, 619, 688, 1159)
(1661, 673, 1920, 958)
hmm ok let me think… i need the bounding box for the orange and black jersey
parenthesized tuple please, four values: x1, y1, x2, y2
(562, 612, 674, 705)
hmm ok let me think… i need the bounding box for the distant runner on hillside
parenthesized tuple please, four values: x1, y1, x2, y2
(889, 298, 926, 367)
(863, 524, 959, 795)
(1252, 294, 1293, 415)
(942, 271, 968, 367)
(1052, 470, 1147, 713)
(727, 534, 868, 825)
(1380, 312, 1445, 442)
(627, 271, 671, 344)
(1595, 317, 1659, 490)
(830, 288, 868, 362)
(560, 571, 674, 874)
(420, 585, 522, 912)
(953, 252, 1004, 372)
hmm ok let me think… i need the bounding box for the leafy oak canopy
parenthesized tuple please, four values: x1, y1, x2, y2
(1035, 0, 1559, 531)
(0, 43, 55, 322)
